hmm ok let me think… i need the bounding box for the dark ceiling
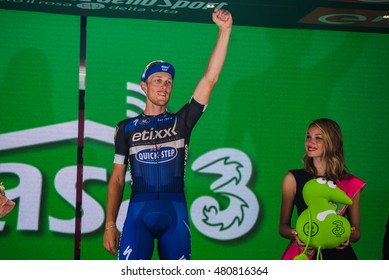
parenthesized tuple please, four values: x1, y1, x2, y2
(1, 0, 389, 33)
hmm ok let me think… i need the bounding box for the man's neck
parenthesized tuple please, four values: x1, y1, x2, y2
(143, 105, 166, 116)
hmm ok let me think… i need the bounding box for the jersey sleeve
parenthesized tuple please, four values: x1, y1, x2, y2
(113, 120, 129, 165)
(176, 97, 206, 130)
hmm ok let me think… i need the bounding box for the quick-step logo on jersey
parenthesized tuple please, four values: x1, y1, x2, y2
(190, 148, 260, 240)
(135, 145, 177, 164)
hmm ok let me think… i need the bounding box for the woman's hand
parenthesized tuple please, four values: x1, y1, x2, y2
(293, 230, 313, 250)
(336, 227, 355, 249)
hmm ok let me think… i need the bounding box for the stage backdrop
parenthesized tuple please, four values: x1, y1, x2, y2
(0, 9, 388, 260)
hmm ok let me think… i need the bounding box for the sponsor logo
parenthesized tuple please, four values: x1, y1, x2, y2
(123, 245, 133, 260)
(299, 7, 389, 28)
(132, 126, 178, 142)
(139, 118, 151, 125)
(77, 3, 105, 10)
(332, 220, 346, 237)
(303, 222, 319, 237)
(0, 121, 124, 233)
(135, 146, 177, 163)
(74, 0, 229, 11)
(161, 65, 171, 72)
(190, 148, 260, 240)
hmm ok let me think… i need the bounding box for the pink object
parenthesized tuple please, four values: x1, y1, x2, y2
(281, 241, 315, 260)
(0, 195, 15, 218)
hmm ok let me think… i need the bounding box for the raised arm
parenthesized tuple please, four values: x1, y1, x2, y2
(192, 8, 233, 105)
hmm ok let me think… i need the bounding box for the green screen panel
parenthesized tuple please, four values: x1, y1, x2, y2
(0, 9, 388, 260)
(0, 9, 80, 259)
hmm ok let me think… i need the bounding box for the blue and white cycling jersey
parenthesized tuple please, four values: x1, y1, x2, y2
(113, 97, 205, 197)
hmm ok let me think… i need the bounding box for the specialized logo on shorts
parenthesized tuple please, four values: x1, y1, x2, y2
(123, 245, 133, 260)
(190, 148, 260, 240)
(136, 146, 177, 164)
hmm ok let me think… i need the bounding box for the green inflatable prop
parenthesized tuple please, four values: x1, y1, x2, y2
(294, 177, 352, 260)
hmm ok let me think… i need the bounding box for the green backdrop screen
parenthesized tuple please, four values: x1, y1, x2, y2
(0, 9, 388, 260)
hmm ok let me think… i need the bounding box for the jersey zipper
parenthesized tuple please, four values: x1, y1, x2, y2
(152, 116, 160, 199)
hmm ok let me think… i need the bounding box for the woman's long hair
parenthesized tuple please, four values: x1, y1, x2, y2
(303, 118, 348, 182)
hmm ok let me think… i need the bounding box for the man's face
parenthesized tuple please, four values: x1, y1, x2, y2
(141, 72, 173, 107)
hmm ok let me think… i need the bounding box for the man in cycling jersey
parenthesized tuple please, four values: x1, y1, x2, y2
(103, 8, 233, 260)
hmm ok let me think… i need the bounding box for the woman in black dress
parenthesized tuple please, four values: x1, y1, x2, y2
(279, 118, 365, 260)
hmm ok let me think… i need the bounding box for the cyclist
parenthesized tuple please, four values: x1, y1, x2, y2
(103, 8, 233, 260)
